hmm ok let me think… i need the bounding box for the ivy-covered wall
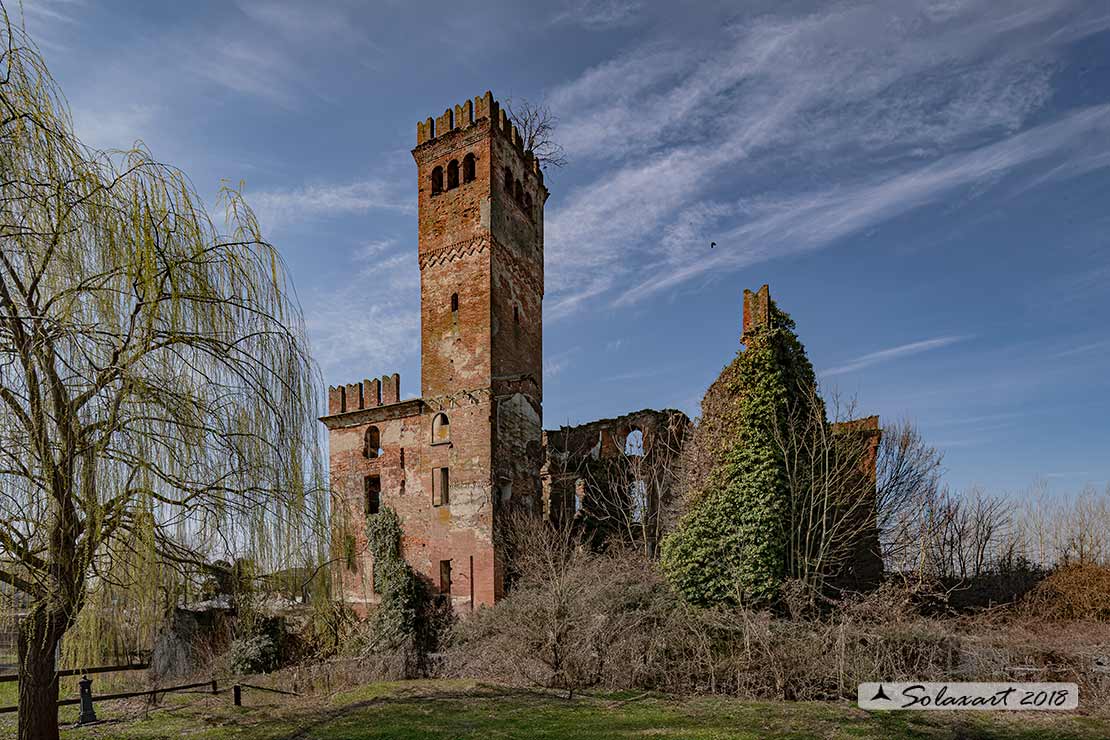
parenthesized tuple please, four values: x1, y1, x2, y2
(661, 287, 824, 606)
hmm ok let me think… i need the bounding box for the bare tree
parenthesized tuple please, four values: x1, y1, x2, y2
(874, 420, 944, 568)
(906, 487, 1013, 580)
(505, 97, 567, 169)
(770, 389, 945, 602)
(0, 10, 326, 738)
(770, 390, 879, 600)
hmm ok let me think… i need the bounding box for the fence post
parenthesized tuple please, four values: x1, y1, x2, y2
(233, 684, 241, 706)
(78, 675, 97, 725)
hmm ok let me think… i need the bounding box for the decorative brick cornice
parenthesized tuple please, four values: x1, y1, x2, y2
(423, 387, 494, 412)
(319, 398, 424, 430)
(418, 235, 490, 270)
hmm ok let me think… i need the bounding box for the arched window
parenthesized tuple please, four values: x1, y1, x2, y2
(364, 426, 382, 459)
(462, 153, 476, 183)
(431, 166, 443, 195)
(514, 180, 523, 204)
(524, 192, 533, 219)
(624, 428, 644, 457)
(432, 412, 450, 444)
(503, 167, 513, 193)
(446, 159, 459, 190)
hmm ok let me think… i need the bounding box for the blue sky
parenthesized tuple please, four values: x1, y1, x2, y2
(18, 0, 1110, 495)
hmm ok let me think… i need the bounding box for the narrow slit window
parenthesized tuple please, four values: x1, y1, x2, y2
(439, 559, 452, 595)
(503, 167, 512, 193)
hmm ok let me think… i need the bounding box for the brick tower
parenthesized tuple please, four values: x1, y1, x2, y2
(322, 92, 547, 611)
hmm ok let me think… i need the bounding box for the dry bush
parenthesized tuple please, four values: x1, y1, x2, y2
(449, 511, 675, 697)
(1023, 562, 1110, 621)
(447, 558, 1110, 706)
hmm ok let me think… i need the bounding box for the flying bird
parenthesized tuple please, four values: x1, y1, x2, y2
(710, 241, 716, 248)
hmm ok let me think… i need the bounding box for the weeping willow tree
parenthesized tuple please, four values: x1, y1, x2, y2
(0, 7, 327, 739)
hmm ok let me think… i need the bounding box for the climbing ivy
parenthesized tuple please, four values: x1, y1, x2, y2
(365, 507, 423, 651)
(661, 301, 823, 606)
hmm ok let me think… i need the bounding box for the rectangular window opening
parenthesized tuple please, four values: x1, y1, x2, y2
(432, 467, 450, 506)
(364, 475, 381, 515)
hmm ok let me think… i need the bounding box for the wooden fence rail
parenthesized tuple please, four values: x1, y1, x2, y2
(0, 679, 217, 715)
(0, 662, 149, 683)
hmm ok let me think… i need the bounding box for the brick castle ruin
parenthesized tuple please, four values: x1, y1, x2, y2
(321, 92, 879, 612)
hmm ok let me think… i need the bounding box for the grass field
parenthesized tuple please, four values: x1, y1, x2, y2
(0, 679, 1105, 739)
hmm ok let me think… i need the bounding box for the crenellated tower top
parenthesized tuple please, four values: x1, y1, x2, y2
(415, 91, 545, 188)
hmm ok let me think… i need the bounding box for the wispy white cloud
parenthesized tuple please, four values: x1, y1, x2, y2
(249, 178, 412, 233)
(17, 0, 81, 25)
(543, 0, 1110, 318)
(821, 335, 971, 377)
(544, 346, 581, 377)
(551, 0, 644, 31)
(1054, 338, 1110, 359)
(70, 103, 162, 151)
(303, 238, 420, 379)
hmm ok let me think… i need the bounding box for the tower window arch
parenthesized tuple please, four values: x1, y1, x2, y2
(432, 412, 450, 444)
(364, 425, 383, 459)
(503, 167, 512, 193)
(446, 159, 459, 190)
(462, 153, 476, 183)
(524, 192, 533, 220)
(431, 166, 443, 195)
(514, 180, 523, 204)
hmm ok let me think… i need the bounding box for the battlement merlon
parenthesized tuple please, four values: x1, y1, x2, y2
(414, 90, 545, 188)
(326, 372, 402, 415)
(741, 284, 771, 346)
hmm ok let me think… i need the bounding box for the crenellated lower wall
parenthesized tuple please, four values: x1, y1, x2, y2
(327, 373, 402, 415)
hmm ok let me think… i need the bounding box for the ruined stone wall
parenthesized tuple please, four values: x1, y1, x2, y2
(829, 415, 884, 591)
(542, 409, 690, 553)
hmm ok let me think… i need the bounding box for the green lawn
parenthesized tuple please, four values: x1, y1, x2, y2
(0, 680, 1106, 739)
